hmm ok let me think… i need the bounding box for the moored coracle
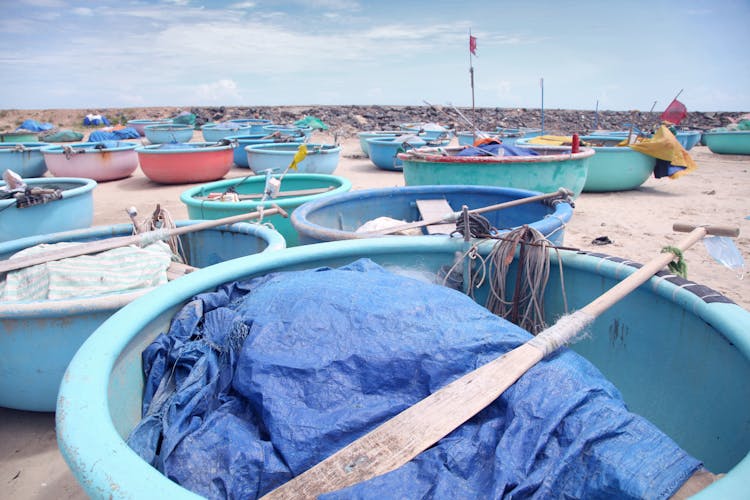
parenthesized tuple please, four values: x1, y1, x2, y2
(126, 119, 173, 137)
(357, 130, 403, 157)
(180, 173, 352, 246)
(262, 124, 312, 141)
(0, 131, 38, 143)
(201, 122, 252, 142)
(0, 177, 96, 242)
(41, 141, 139, 181)
(229, 118, 273, 135)
(399, 122, 453, 142)
(456, 130, 502, 146)
(0, 220, 285, 412)
(516, 136, 656, 192)
(702, 129, 750, 155)
(245, 143, 341, 175)
(226, 134, 303, 168)
(56, 236, 750, 498)
(291, 185, 573, 245)
(136, 142, 234, 184)
(495, 127, 543, 146)
(399, 145, 594, 198)
(0, 142, 49, 177)
(675, 129, 702, 151)
(367, 136, 426, 171)
(144, 123, 194, 144)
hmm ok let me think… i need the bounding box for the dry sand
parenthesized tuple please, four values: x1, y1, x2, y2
(1, 131, 749, 498)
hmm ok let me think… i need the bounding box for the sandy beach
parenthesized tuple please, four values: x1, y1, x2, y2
(1, 129, 749, 498)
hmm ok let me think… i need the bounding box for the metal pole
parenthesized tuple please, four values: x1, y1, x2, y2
(594, 99, 599, 129)
(540, 77, 545, 134)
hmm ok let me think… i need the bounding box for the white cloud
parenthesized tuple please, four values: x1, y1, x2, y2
(73, 7, 94, 16)
(194, 79, 242, 103)
(20, 0, 66, 6)
(229, 1, 256, 8)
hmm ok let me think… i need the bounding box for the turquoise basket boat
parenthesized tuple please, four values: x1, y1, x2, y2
(702, 130, 750, 155)
(201, 122, 252, 142)
(676, 130, 702, 151)
(245, 143, 341, 175)
(291, 185, 573, 245)
(180, 173, 352, 246)
(399, 146, 594, 198)
(55, 237, 750, 498)
(367, 136, 426, 171)
(357, 130, 403, 157)
(0, 142, 48, 177)
(516, 136, 656, 192)
(0, 177, 96, 242)
(229, 118, 273, 135)
(0, 220, 285, 412)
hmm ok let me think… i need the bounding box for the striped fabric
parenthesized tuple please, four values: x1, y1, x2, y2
(1, 241, 174, 301)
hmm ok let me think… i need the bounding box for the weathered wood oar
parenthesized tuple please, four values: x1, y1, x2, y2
(0, 205, 288, 274)
(261, 223, 738, 499)
(361, 188, 573, 236)
(194, 186, 334, 201)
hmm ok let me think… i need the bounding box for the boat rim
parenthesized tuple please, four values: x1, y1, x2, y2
(135, 142, 235, 154)
(40, 142, 139, 154)
(0, 176, 96, 208)
(397, 146, 595, 164)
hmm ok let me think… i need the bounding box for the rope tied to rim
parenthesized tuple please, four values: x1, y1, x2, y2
(661, 245, 687, 278)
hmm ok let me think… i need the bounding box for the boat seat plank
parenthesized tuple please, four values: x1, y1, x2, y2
(416, 199, 456, 235)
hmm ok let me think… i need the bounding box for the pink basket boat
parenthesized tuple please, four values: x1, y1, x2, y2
(135, 142, 234, 184)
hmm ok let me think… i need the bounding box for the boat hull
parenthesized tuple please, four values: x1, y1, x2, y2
(126, 119, 172, 137)
(42, 142, 139, 181)
(367, 137, 426, 171)
(703, 130, 750, 155)
(0, 142, 48, 177)
(201, 123, 252, 142)
(144, 124, 194, 144)
(400, 147, 593, 198)
(55, 237, 750, 498)
(357, 131, 402, 157)
(0, 177, 96, 242)
(136, 143, 234, 184)
(291, 185, 573, 245)
(180, 173, 352, 246)
(0, 221, 285, 412)
(245, 143, 340, 175)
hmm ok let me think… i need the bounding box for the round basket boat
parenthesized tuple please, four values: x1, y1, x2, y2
(675, 130, 702, 151)
(180, 173, 352, 246)
(144, 124, 194, 144)
(229, 118, 273, 135)
(225, 135, 302, 168)
(1, 131, 38, 143)
(201, 123, 252, 142)
(41, 141, 139, 181)
(399, 145, 594, 198)
(291, 185, 573, 245)
(516, 136, 656, 193)
(0, 142, 48, 177)
(0, 177, 96, 243)
(136, 142, 234, 184)
(245, 143, 341, 175)
(126, 119, 173, 137)
(702, 129, 750, 155)
(367, 136, 426, 171)
(357, 130, 403, 157)
(56, 236, 750, 498)
(399, 123, 453, 141)
(262, 124, 312, 141)
(0, 220, 285, 412)
(456, 131, 502, 146)
(494, 127, 543, 146)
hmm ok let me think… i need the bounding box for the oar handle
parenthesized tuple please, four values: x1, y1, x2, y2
(672, 223, 739, 237)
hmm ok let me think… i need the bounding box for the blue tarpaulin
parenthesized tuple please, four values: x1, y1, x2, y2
(83, 114, 110, 126)
(457, 142, 539, 157)
(87, 128, 141, 142)
(128, 259, 701, 499)
(16, 119, 54, 132)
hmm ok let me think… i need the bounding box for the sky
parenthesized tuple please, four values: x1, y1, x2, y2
(1, 0, 748, 111)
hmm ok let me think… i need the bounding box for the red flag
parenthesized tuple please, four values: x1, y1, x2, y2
(469, 35, 477, 56)
(660, 99, 687, 125)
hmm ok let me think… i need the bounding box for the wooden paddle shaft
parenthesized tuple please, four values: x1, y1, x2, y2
(261, 223, 734, 499)
(366, 188, 572, 236)
(0, 205, 287, 274)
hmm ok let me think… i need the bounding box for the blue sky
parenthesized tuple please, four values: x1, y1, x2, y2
(1, 0, 748, 111)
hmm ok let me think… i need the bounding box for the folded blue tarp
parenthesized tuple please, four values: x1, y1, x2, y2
(457, 142, 539, 157)
(16, 119, 54, 132)
(87, 128, 140, 142)
(128, 259, 701, 499)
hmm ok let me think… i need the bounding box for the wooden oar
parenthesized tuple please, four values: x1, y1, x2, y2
(0, 205, 288, 274)
(261, 223, 738, 499)
(194, 186, 334, 201)
(361, 188, 573, 236)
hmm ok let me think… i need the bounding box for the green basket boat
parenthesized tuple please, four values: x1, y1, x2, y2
(702, 129, 750, 155)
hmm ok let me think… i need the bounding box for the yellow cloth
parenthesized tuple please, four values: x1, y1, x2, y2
(526, 135, 574, 146)
(289, 144, 307, 171)
(630, 125, 698, 179)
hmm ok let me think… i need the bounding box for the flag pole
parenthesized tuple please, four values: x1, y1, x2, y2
(469, 29, 476, 136)
(594, 99, 599, 130)
(540, 77, 545, 134)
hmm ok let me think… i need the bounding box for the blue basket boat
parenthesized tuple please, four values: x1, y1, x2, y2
(126, 119, 173, 137)
(55, 236, 750, 498)
(675, 130, 702, 151)
(201, 123, 252, 142)
(357, 131, 403, 157)
(367, 136, 426, 171)
(245, 143, 341, 175)
(0, 177, 96, 242)
(702, 129, 750, 155)
(0, 142, 48, 177)
(291, 185, 573, 245)
(180, 173, 352, 246)
(0, 220, 285, 412)
(229, 118, 273, 135)
(144, 124, 194, 144)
